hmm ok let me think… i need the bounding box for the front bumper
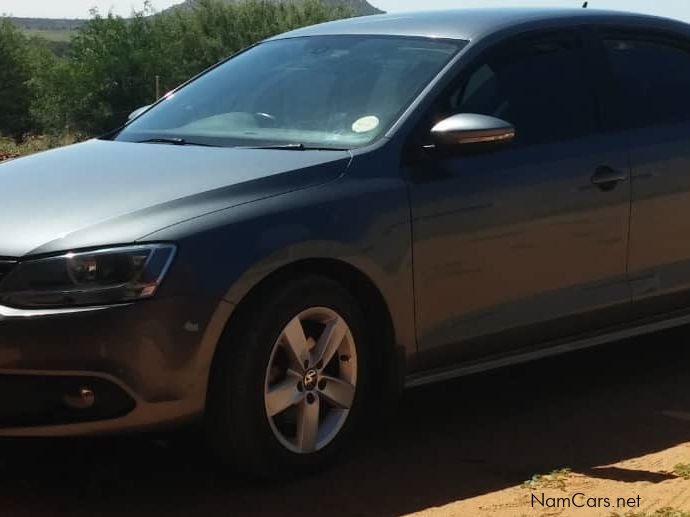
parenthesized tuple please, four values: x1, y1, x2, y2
(0, 296, 233, 436)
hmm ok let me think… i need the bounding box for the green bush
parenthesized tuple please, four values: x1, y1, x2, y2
(0, 20, 34, 142)
(22, 0, 354, 136)
(0, 0, 353, 139)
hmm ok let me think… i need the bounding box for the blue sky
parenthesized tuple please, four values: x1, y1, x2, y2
(2, 0, 690, 21)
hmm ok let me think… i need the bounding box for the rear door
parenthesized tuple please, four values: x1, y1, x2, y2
(407, 30, 632, 368)
(598, 31, 690, 318)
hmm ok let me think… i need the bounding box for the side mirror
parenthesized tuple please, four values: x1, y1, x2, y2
(430, 113, 515, 151)
(128, 105, 152, 121)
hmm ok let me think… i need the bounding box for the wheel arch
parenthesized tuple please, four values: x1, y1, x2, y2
(207, 257, 404, 411)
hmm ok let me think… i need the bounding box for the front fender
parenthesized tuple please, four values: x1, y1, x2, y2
(144, 172, 416, 362)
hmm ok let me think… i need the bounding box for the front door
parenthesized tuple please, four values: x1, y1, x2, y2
(408, 31, 632, 368)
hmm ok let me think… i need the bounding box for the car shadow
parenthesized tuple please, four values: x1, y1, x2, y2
(2, 326, 690, 516)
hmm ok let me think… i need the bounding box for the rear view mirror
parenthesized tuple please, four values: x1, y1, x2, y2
(128, 105, 152, 121)
(430, 113, 515, 151)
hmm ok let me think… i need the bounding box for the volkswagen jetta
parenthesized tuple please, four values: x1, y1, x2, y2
(2, 7, 690, 476)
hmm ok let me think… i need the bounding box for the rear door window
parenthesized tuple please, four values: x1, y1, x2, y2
(603, 36, 690, 129)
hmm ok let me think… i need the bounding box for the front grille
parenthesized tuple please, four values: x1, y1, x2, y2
(0, 260, 16, 286)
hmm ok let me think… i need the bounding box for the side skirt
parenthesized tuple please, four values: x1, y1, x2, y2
(405, 310, 690, 389)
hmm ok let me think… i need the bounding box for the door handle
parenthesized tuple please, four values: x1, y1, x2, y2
(591, 166, 627, 191)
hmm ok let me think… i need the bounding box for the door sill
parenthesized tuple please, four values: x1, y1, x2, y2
(405, 309, 690, 389)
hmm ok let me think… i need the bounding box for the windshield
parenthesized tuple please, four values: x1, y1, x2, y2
(114, 35, 464, 149)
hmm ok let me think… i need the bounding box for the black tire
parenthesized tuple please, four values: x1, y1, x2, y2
(205, 275, 372, 478)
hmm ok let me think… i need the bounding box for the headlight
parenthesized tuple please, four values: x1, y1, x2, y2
(0, 244, 176, 309)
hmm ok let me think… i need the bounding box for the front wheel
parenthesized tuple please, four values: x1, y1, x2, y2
(205, 276, 371, 477)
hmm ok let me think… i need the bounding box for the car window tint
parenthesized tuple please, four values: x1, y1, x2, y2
(604, 38, 690, 129)
(446, 38, 596, 146)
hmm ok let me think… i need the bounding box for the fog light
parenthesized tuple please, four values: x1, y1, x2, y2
(63, 387, 96, 410)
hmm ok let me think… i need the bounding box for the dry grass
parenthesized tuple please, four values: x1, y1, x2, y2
(674, 463, 690, 480)
(611, 508, 690, 517)
(521, 468, 573, 491)
(0, 133, 79, 161)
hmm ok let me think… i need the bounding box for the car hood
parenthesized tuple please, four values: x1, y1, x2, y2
(0, 139, 350, 257)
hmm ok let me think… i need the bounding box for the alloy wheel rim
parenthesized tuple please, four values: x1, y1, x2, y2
(264, 307, 357, 454)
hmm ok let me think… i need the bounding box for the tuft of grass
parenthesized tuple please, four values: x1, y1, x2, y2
(674, 463, 690, 480)
(522, 467, 573, 491)
(611, 508, 690, 517)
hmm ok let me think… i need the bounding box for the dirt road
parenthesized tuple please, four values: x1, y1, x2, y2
(4, 326, 690, 516)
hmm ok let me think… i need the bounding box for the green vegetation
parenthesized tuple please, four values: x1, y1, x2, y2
(8, 18, 85, 32)
(8, 0, 380, 56)
(172, 0, 381, 14)
(522, 468, 573, 491)
(9, 17, 84, 55)
(0, 0, 355, 149)
(0, 134, 78, 159)
(610, 508, 690, 517)
(0, 19, 34, 142)
(22, 29, 74, 42)
(674, 463, 690, 480)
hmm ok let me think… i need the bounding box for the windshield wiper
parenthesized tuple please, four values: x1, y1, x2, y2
(137, 137, 216, 147)
(238, 143, 348, 151)
(137, 139, 345, 150)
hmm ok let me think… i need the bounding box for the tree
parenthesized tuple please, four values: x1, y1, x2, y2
(25, 42, 69, 133)
(59, 0, 354, 134)
(0, 20, 33, 142)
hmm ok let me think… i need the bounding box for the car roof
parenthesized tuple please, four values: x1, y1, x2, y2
(271, 8, 689, 42)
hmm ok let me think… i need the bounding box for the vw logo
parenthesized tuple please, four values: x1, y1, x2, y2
(303, 368, 318, 391)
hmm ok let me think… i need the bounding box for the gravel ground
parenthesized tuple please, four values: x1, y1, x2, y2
(3, 326, 690, 517)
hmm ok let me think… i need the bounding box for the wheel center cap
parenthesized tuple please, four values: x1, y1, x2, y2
(303, 368, 318, 391)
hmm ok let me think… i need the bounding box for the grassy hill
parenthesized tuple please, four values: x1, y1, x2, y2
(8, 17, 83, 55)
(8, 0, 383, 33)
(8, 17, 86, 31)
(22, 28, 74, 42)
(167, 0, 383, 15)
(8, 0, 383, 55)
